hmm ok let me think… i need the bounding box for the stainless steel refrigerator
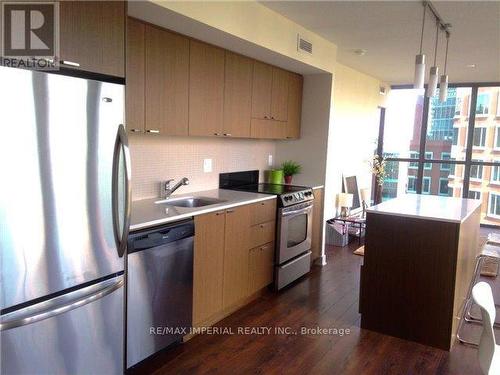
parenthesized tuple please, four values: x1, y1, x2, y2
(0, 66, 131, 374)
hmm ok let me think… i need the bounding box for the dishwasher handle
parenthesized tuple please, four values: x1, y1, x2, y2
(128, 219, 194, 254)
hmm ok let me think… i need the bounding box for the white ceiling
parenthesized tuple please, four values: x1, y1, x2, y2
(261, 1, 500, 84)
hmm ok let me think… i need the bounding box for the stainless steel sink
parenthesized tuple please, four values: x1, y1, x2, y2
(155, 196, 226, 208)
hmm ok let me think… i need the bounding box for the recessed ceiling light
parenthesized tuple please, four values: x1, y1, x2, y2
(466, 64, 476, 68)
(354, 49, 367, 56)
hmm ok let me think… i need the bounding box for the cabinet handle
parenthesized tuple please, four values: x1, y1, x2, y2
(215, 211, 225, 216)
(146, 129, 160, 134)
(271, 116, 275, 120)
(223, 133, 232, 137)
(60, 60, 80, 67)
(264, 115, 269, 119)
(260, 224, 265, 228)
(213, 133, 221, 136)
(130, 129, 142, 133)
(227, 209, 235, 213)
(261, 202, 266, 206)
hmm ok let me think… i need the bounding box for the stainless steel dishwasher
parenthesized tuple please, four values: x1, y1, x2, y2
(126, 219, 194, 369)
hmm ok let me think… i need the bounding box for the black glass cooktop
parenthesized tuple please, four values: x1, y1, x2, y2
(231, 183, 309, 195)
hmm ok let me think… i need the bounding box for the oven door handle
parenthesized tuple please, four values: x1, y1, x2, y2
(282, 205, 313, 217)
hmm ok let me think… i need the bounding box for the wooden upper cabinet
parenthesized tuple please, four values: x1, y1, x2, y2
(270, 67, 289, 121)
(223, 205, 252, 309)
(126, 18, 145, 133)
(223, 52, 253, 138)
(251, 61, 273, 119)
(145, 25, 189, 135)
(286, 73, 303, 139)
(193, 211, 226, 326)
(189, 40, 225, 137)
(60, 1, 125, 77)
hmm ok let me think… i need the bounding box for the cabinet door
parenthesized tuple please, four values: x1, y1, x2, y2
(270, 67, 289, 121)
(251, 61, 273, 119)
(126, 18, 145, 133)
(60, 1, 124, 77)
(145, 25, 189, 135)
(223, 52, 253, 138)
(189, 40, 225, 136)
(286, 73, 303, 139)
(60, 1, 102, 73)
(248, 242, 275, 295)
(223, 205, 252, 309)
(250, 119, 286, 139)
(251, 199, 277, 225)
(101, 1, 125, 77)
(193, 211, 226, 326)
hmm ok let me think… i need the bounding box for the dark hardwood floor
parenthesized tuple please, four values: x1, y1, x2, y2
(129, 233, 500, 375)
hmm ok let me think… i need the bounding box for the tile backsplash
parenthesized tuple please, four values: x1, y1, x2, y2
(129, 134, 276, 201)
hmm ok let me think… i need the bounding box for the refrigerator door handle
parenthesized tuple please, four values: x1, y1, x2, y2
(112, 124, 132, 257)
(0, 276, 124, 332)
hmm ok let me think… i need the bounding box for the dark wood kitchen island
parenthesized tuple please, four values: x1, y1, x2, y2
(360, 194, 481, 350)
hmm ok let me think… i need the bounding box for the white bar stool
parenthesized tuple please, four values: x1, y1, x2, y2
(457, 235, 500, 347)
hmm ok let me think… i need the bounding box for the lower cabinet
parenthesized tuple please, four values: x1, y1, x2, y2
(248, 242, 275, 295)
(192, 200, 276, 328)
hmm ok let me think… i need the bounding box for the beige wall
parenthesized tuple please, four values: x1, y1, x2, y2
(326, 63, 388, 218)
(129, 135, 276, 201)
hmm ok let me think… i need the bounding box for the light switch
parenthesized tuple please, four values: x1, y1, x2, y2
(203, 158, 212, 173)
(268, 154, 273, 167)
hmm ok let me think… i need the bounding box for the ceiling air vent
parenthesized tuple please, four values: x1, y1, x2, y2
(297, 35, 313, 55)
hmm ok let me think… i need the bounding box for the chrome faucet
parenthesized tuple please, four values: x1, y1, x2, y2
(162, 177, 189, 199)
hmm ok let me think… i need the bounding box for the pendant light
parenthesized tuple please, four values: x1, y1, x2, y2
(426, 20, 440, 97)
(414, 3, 427, 89)
(439, 32, 450, 102)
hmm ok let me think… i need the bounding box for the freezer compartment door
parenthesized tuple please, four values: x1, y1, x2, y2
(0, 66, 126, 310)
(0, 275, 124, 375)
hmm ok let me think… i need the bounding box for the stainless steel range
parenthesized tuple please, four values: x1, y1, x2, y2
(220, 170, 314, 290)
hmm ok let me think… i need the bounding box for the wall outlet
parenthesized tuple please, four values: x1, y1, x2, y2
(268, 154, 273, 167)
(203, 158, 213, 173)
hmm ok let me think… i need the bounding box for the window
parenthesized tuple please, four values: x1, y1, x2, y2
(455, 97, 462, 116)
(438, 178, 451, 196)
(497, 91, 500, 117)
(476, 93, 490, 115)
(409, 151, 419, 169)
(407, 176, 416, 193)
(468, 191, 481, 200)
(424, 152, 433, 170)
(489, 193, 500, 218)
(491, 165, 500, 184)
(452, 128, 459, 145)
(473, 127, 487, 148)
(422, 177, 431, 194)
(441, 153, 451, 170)
(470, 162, 484, 180)
(495, 127, 500, 149)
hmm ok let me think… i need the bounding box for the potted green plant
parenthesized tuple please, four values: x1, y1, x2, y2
(281, 160, 302, 184)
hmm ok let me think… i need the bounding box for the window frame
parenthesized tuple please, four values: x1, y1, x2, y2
(440, 153, 451, 170)
(491, 165, 500, 185)
(407, 176, 417, 193)
(476, 92, 490, 116)
(488, 193, 500, 219)
(472, 126, 487, 149)
(422, 176, 431, 194)
(468, 190, 481, 200)
(379, 83, 500, 218)
(494, 126, 500, 150)
(423, 152, 433, 170)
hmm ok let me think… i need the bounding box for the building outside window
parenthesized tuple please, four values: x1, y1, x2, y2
(489, 193, 500, 218)
(473, 127, 487, 148)
(494, 127, 500, 149)
(452, 128, 459, 145)
(476, 93, 490, 115)
(455, 96, 463, 116)
(441, 153, 451, 170)
(424, 152, 433, 169)
(470, 162, 484, 180)
(409, 151, 419, 169)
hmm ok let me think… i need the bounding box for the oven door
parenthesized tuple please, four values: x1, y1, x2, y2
(277, 201, 313, 264)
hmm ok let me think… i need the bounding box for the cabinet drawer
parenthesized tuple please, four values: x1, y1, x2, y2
(249, 221, 275, 248)
(251, 199, 276, 225)
(248, 242, 275, 294)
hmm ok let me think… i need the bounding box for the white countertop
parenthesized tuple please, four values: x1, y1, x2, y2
(130, 189, 276, 231)
(285, 177, 324, 190)
(366, 194, 482, 223)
